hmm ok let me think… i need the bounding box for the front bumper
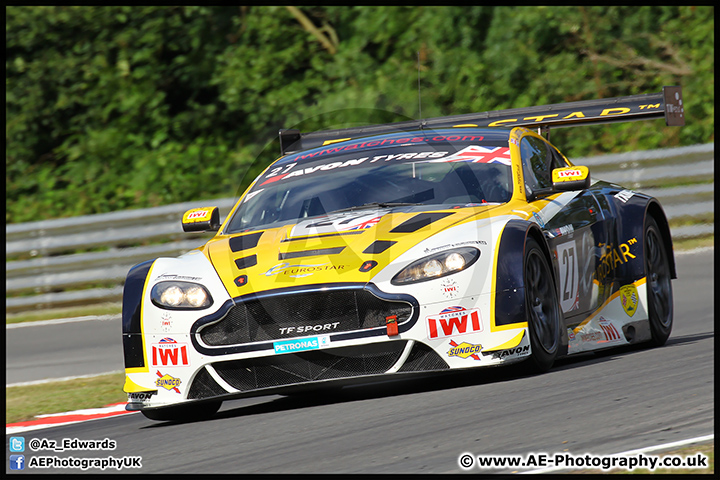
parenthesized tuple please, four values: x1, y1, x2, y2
(124, 280, 530, 412)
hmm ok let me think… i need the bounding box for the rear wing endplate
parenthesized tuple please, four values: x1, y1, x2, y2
(279, 86, 684, 155)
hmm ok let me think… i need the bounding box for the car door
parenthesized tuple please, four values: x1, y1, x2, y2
(518, 132, 609, 324)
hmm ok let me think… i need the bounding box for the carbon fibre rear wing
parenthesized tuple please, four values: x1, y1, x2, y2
(279, 86, 684, 155)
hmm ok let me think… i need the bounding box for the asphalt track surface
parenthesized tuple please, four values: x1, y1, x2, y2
(5, 249, 714, 473)
(6, 317, 123, 385)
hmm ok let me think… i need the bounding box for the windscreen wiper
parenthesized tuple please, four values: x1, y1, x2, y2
(328, 202, 423, 214)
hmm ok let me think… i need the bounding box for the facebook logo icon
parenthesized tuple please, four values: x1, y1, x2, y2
(9, 455, 25, 470)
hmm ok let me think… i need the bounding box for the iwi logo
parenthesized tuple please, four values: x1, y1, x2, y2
(427, 306, 483, 339)
(151, 337, 189, 367)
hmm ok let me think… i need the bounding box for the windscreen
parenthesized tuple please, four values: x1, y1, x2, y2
(226, 132, 513, 233)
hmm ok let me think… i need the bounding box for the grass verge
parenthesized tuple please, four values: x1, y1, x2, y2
(6, 372, 127, 424)
(672, 235, 714, 252)
(6, 302, 122, 325)
(570, 443, 713, 474)
(669, 213, 714, 228)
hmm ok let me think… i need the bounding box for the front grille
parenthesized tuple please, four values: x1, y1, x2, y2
(187, 341, 451, 397)
(398, 341, 450, 372)
(212, 341, 408, 391)
(199, 288, 413, 346)
(187, 367, 228, 400)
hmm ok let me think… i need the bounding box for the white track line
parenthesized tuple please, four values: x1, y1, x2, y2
(6, 314, 121, 329)
(674, 245, 714, 256)
(521, 433, 715, 474)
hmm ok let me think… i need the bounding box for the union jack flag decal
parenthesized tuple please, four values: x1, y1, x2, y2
(340, 216, 383, 231)
(432, 146, 512, 166)
(440, 306, 466, 314)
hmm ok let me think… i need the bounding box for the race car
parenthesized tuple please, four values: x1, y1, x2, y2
(122, 87, 684, 421)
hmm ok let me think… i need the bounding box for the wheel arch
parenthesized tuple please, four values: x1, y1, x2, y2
(122, 259, 156, 369)
(645, 199, 677, 279)
(493, 219, 558, 328)
(526, 224, 557, 284)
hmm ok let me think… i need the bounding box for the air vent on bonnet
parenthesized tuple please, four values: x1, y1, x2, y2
(229, 232, 264, 252)
(363, 240, 396, 254)
(234, 255, 258, 270)
(389, 212, 454, 233)
(278, 247, 346, 260)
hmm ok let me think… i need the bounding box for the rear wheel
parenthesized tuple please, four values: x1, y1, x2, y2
(524, 236, 562, 373)
(141, 401, 221, 422)
(645, 216, 673, 346)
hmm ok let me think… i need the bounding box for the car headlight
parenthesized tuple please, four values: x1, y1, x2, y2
(151, 281, 213, 309)
(391, 247, 480, 285)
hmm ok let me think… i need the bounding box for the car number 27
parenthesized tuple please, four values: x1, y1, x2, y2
(556, 240, 579, 313)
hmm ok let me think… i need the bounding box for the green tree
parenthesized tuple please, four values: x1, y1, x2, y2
(6, 6, 713, 223)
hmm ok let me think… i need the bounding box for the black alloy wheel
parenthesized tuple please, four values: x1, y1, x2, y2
(644, 216, 673, 346)
(524, 236, 561, 373)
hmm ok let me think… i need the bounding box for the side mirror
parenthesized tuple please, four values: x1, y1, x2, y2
(552, 166, 590, 192)
(182, 207, 220, 232)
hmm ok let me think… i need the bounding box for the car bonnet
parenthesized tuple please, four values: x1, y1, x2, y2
(203, 205, 499, 298)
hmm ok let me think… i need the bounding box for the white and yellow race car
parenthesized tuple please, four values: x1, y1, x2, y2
(122, 88, 683, 420)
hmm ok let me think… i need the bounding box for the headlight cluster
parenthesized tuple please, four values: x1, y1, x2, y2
(151, 281, 213, 310)
(391, 247, 480, 285)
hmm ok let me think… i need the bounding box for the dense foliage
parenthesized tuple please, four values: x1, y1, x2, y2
(6, 6, 714, 223)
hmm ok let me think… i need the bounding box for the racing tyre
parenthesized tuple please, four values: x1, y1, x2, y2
(524, 236, 561, 373)
(141, 401, 222, 422)
(644, 216, 673, 346)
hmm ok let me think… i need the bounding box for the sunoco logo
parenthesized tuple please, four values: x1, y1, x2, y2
(447, 340, 482, 361)
(155, 371, 181, 393)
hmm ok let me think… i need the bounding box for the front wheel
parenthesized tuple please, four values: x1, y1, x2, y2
(644, 216, 673, 346)
(524, 236, 562, 373)
(141, 401, 222, 422)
